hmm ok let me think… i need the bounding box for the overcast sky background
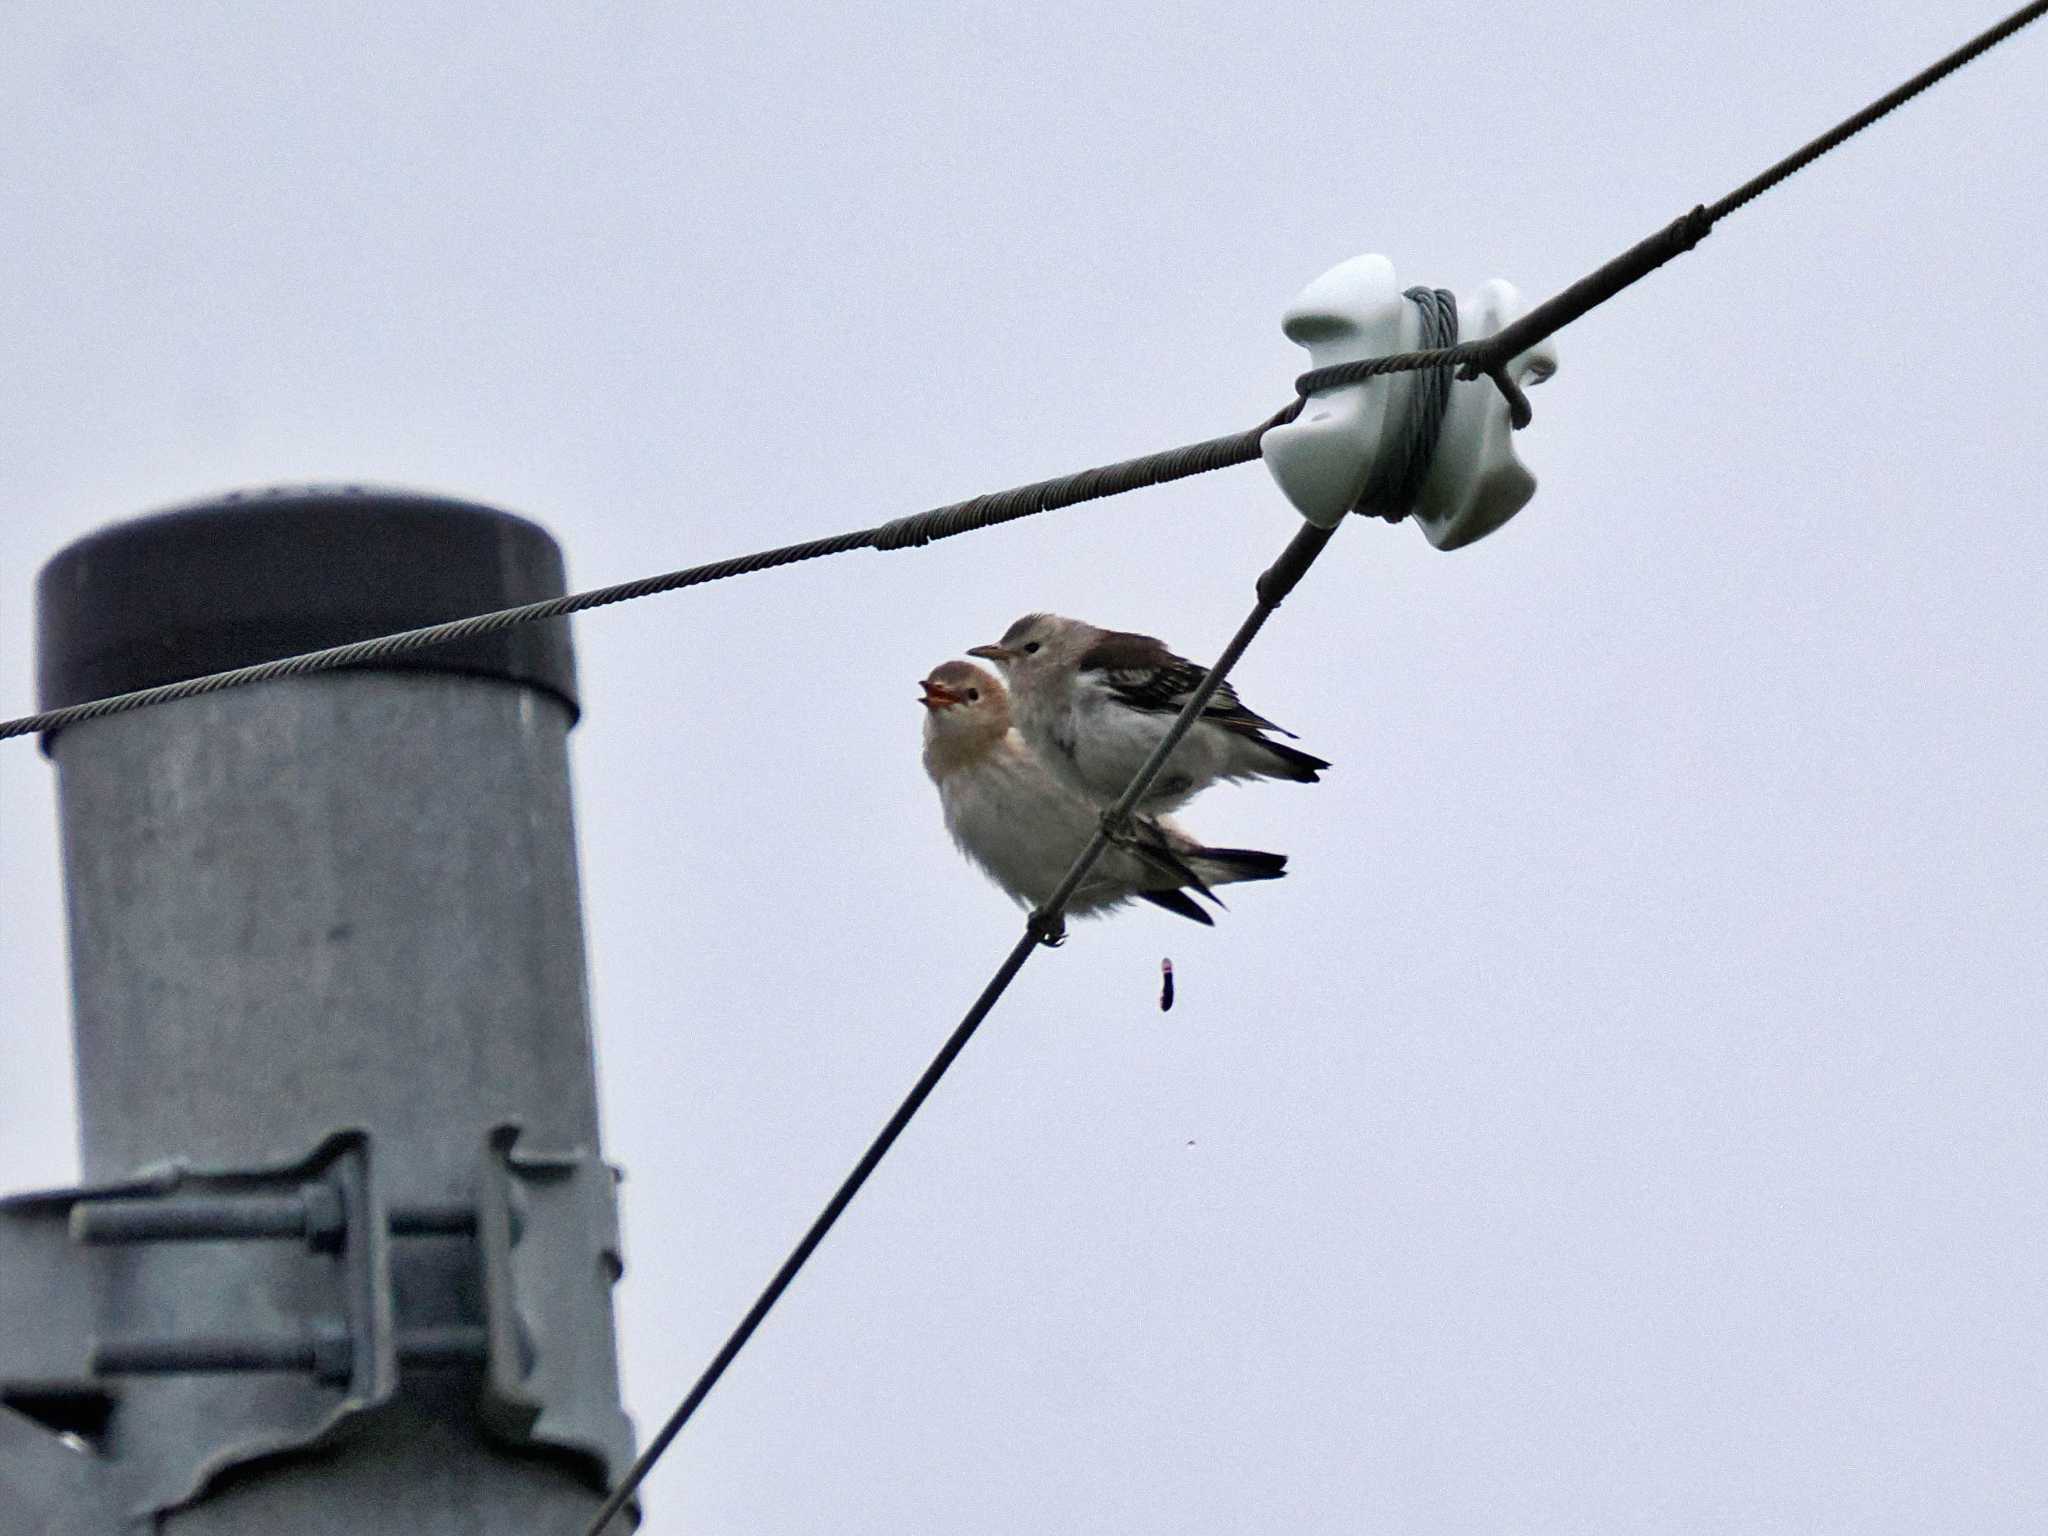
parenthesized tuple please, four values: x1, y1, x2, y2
(4, 4, 2045, 1532)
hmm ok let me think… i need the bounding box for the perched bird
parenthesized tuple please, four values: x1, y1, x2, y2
(920, 660, 1286, 926)
(968, 613, 1330, 813)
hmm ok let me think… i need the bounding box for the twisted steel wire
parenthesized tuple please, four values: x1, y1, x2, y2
(1706, 0, 2048, 222)
(1353, 286, 1459, 523)
(12, 2, 2045, 751)
(576, 10, 2048, 1530)
(2, 406, 1307, 745)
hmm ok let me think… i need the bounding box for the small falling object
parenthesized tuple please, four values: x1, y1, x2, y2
(1159, 957, 1175, 1012)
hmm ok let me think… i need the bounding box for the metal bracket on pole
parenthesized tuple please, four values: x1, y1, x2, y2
(0, 1124, 629, 1525)
(476, 1126, 636, 1491)
(0, 1129, 398, 1524)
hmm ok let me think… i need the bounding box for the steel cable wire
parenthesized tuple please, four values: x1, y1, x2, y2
(13, 2, 2046, 750)
(1, 413, 1299, 744)
(574, 9, 2048, 1530)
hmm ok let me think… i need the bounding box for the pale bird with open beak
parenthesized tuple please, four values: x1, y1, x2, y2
(920, 660, 1287, 926)
(967, 613, 1330, 814)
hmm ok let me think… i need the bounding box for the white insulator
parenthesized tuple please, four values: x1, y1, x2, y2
(1261, 255, 1558, 549)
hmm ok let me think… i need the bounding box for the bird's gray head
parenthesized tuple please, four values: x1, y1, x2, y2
(966, 613, 1085, 686)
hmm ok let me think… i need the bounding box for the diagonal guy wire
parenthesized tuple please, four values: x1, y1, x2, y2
(575, 6, 2048, 1531)
(581, 515, 1343, 1536)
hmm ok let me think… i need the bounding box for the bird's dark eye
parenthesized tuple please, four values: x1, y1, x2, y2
(1023, 642, 1041, 655)
(966, 688, 979, 701)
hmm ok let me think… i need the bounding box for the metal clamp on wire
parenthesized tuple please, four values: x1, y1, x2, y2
(1261, 255, 1560, 549)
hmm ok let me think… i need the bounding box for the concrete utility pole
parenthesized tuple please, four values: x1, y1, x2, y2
(0, 489, 636, 1533)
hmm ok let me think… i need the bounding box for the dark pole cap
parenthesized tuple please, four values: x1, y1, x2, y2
(36, 486, 580, 735)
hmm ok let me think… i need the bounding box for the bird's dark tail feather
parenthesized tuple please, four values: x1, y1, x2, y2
(1141, 847, 1284, 922)
(1257, 738, 1331, 783)
(1138, 889, 1216, 925)
(1193, 845, 1288, 882)
(1127, 826, 1216, 899)
(1185, 846, 1288, 906)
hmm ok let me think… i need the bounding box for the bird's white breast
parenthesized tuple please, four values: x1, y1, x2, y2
(935, 733, 1130, 914)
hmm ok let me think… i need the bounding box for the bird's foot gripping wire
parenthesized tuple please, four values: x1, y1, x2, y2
(1027, 908, 1068, 948)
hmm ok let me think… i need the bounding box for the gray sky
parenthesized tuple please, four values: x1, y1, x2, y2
(4, 3, 2045, 1532)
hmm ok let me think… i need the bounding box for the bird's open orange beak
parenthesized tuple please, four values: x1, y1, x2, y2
(966, 644, 1014, 662)
(920, 679, 962, 710)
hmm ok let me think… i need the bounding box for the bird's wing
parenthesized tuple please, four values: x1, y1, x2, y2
(1076, 629, 1294, 737)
